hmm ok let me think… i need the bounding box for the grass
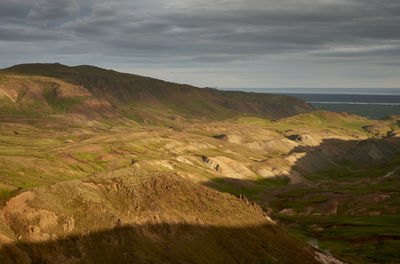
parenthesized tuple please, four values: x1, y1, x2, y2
(0, 98, 45, 117)
(271, 195, 329, 212)
(211, 177, 290, 198)
(279, 214, 400, 228)
(277, 214, 400, 264)
(268, 111, 374, 136)
(233, 116, 272, 126)
(72, 152, 100, 162)
(71, 152, 109, 171)
(101, 118, 128, 128)
(251, 157, 400, 263)
(0, 183, 19, 206)
(122, 110, 144, 123)
(312, 102, 400, 120)
(42, 86, 86, 113)
(306, 156, 400, 181)
(0, 74, 8, 83)
(0, 120, 103, 196)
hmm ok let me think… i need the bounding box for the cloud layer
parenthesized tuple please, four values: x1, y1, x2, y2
(0, 0, 399, 88)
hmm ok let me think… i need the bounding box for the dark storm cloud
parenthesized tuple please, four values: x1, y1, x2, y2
(0, 0, 399, 88)
(0, 25, 58, 41)
(28, 0, 79, 21)
(1, 0, 400, 59)
(52, 0, 400, 61)
(0, 0, 33, 18)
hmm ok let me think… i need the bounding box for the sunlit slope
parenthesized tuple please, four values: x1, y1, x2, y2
(0, 63, 313, 120)
(0, 169, 320, 264)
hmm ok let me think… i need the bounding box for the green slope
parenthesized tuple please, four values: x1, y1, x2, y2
(1, 63, 313, 119)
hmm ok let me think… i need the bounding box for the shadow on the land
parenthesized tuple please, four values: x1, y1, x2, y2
(2, 137, 399, 264)
(287, 135, 400, 173)
(199, 135, 400, 264)
(205, 135, 400, 197)
(0, 223, 319, 264)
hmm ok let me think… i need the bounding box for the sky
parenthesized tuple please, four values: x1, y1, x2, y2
(0, 0, 400, 88)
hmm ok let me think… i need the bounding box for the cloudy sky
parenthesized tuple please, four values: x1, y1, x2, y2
(0, 0, 399, 88)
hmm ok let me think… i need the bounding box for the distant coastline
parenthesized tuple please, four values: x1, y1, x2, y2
(218, 88, 400, 119)
(218, 88, 400, 96)
(307, 102, 400, 106)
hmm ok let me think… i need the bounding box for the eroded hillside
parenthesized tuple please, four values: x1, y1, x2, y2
(0, 65, 399, 263)
(0, 169, 324, 264)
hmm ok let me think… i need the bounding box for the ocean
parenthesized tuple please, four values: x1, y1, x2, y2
(218, 88, 400, 119)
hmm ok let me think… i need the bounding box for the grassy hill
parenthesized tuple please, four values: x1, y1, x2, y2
(0, 169, 320, 264)
(0, 63, 313, 120)
(0, 63, 399, 263)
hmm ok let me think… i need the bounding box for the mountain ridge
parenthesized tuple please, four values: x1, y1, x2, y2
(0, 63, 313, 120)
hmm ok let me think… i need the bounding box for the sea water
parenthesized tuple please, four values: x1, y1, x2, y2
(219, 88, 400, 119)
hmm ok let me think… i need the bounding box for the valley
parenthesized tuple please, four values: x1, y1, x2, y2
(0, 64, 399, 263)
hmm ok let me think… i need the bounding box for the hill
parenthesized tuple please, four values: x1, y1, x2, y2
(0, 63, 313, 121)
(0, 168, 321, 264)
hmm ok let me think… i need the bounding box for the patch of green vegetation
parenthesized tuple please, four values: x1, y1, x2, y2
(0, 97, 45, 117)
(71, 152, 109, 171)
(0, 183, 19, 205)
(307, 157, 400, 181)
(145, 86, 237, 120)
(263, 156, 400, 263)
(335, 159, 358, 168)
(0, 164, 63, 193)
(119, 145, 147, 155)
(147, 140, 168, 151)
(0, 134, 63, 148)
(232, 116, 272, 126)
(0, 75, 8, 83)
(277, 214, 400, 264)
(72, 152, 100, 162)
(269, 111, 373, 136)
(211, 177, 290, 198)
(256, 177, 291, 188)
(199, 147, 228, 157)
(313, 102, 400, 121)
(42, 85, 86, 113)
(273, 195, 329, 212)
(278, 188, 320, 198)
(275, 179, 398, 202)
(101, 118, 127, 128)
(388, 120, 400, 131)
(122, 110, 144, 123)
(280, 214, 400, 229)
(0, 122, 99, 192)
(210, 178, 254, 197)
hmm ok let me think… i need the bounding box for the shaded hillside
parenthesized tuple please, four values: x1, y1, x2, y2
(0, 169, 320, 264)
(1, 63, 313, 119)
(207, 135, 400, 264)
